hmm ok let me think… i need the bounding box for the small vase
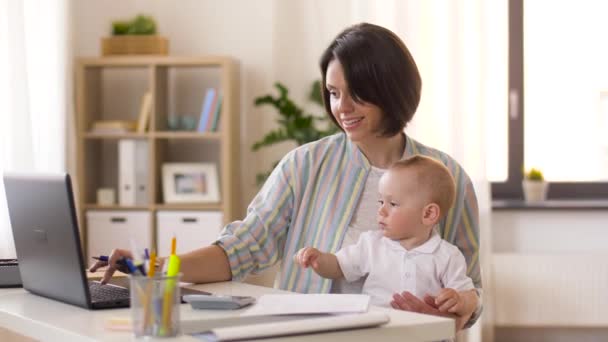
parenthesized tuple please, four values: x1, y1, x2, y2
(522, 180, 548, 202)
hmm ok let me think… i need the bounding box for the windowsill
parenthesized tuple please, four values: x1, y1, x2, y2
(492, 199, 608, 210)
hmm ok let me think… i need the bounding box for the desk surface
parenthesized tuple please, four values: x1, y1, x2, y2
(0, 282, 454, 341)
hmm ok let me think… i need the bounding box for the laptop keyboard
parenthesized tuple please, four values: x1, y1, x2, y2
(89, 281, 129, 302)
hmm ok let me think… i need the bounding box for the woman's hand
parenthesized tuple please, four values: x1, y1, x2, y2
(391, 291, 445, 316)
(435, 288, 465, 315)
(88, 248, 133, 284)
(391, 291, 472, 331)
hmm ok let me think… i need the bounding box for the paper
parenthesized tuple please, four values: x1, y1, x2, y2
(190, 312, 389, 341)
(240, 294, 370, 316)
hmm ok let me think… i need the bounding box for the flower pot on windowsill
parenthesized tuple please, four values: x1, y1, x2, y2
(522, 180, 549, 202)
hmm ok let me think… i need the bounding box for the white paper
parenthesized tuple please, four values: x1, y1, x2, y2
(190, 312, 390, 341)
(240, 294, 370, 316)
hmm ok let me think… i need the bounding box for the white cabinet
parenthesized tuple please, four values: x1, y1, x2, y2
(86, 211, 152, 260)
(156, 211, 223, 256)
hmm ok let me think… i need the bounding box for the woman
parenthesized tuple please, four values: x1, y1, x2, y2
(91, 22, 481, 329)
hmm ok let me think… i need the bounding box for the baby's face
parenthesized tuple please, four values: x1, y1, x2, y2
(377, 169, 429, 241)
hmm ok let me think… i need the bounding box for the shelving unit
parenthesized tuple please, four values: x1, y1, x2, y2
(75, 56, 240, 258)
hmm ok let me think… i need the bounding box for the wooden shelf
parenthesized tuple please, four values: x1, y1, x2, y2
(84, 204, 151, 210)
(75, 55, 240, 257)
(78, 55, 235, 67)
(152, 131, 221, 140)
(83, 132, 150, 139)
(154, 203, 222, 211)
(82, 131, 221, 140)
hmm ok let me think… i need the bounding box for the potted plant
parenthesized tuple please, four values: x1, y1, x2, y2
(522, 168, 548, 202)
(102, 14, 168, 56)
(252, 81, 338, 186)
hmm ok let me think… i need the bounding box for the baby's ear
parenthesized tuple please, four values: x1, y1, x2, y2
(421, 203, 440, 225)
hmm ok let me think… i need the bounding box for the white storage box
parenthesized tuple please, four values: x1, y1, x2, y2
(157, 211, 223, 256)
(86, 210, 152, 260)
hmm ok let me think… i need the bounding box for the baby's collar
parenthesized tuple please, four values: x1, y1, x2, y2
(386, 229, 441, 254)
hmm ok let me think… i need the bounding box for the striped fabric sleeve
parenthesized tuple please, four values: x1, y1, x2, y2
(214, 152, 296, 281)
(458, 178, 481, 289)
(454, 174, 483, 328)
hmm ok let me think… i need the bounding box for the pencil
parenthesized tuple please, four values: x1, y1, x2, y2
(148, 250, 156, 278)
(170, 236, 176, 255)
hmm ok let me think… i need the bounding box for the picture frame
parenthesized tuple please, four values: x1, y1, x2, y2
(162, 163, 220, 203)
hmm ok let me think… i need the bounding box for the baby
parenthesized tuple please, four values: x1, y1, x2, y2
(295, 155, 475, 318)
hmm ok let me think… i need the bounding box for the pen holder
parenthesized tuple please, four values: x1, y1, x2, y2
(129, 274, 181, 338)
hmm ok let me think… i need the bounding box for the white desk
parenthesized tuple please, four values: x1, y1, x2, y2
(0, 282, 454, 341)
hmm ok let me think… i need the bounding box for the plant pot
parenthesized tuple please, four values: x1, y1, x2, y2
(522, 180, 548, 202)
(101, 35, 169, 56)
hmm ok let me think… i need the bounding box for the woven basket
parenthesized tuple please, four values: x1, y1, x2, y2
(101, 35, 169, 56)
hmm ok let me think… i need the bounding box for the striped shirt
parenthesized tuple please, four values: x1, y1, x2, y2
(216, 133, 481, 295)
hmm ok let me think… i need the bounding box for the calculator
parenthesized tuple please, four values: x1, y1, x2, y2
(183, 294, 256, 310)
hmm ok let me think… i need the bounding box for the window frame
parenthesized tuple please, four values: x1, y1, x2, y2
(491, 0, 608, 200)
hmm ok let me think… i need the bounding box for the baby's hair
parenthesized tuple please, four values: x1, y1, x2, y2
(390, 155, 456, 219)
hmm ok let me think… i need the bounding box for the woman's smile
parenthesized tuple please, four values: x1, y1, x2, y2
(341, 116, 364, 130)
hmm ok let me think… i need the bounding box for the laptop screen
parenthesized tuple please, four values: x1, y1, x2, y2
(3, 173, 92, 309)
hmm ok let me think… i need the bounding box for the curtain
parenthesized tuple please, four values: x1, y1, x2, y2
(0, 0, 70, 259)
(351, 0, 506, 341)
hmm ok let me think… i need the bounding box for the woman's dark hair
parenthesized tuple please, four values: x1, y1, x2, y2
(320, 23, 422, 136)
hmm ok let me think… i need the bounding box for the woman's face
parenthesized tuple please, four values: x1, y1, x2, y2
(326, 59, 384, 143)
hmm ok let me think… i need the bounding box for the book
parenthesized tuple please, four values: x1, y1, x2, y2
(91, 120, 137, 133)
(197, 88, 216, 132)
(210, 94, 222, 132)
(136, 91, 153, 133)
(204, 92, 219, 132)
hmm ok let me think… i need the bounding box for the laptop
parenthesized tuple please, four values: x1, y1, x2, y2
(3, 172, 209, 309)
(3, 173, 133, 309)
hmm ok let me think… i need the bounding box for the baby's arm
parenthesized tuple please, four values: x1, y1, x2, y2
(294, 247, 344, 279)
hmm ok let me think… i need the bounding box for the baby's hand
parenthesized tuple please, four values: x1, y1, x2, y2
(435, 288, 464, 314)
(294, 247, 322, 269)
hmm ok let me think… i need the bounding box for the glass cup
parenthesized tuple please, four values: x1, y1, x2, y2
(130, 274, 181, 338)
(180, 116, 198, 131)
(167, 116, 181, 131)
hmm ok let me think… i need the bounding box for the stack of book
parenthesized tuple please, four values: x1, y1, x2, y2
(89, 91, 152, 134)
(197, 88, 222, 132)
(91, 120, 137, 133)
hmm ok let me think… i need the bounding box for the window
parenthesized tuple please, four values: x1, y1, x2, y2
(491, 0, 608, 199)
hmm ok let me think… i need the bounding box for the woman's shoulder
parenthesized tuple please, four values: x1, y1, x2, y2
(287, 133, 346, 160)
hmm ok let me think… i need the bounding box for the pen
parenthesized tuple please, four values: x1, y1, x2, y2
(92, 255, 127, 266)
(123, 258, 144, 276)
(161, 237, 180, 335)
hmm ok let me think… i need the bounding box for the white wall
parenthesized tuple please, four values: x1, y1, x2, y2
(492, 210, 608, 342)
(493, 210, 608, 253)
(72, 0, 356, 210)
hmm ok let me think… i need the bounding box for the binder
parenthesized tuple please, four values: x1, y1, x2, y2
(119, 139, 149, 205)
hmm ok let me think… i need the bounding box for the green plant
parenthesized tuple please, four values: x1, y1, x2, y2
(524, 168, 544, 181)
(252, 81, 339, 185)
(112, 15, 157, 35)
(112, 21, 130, 35)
